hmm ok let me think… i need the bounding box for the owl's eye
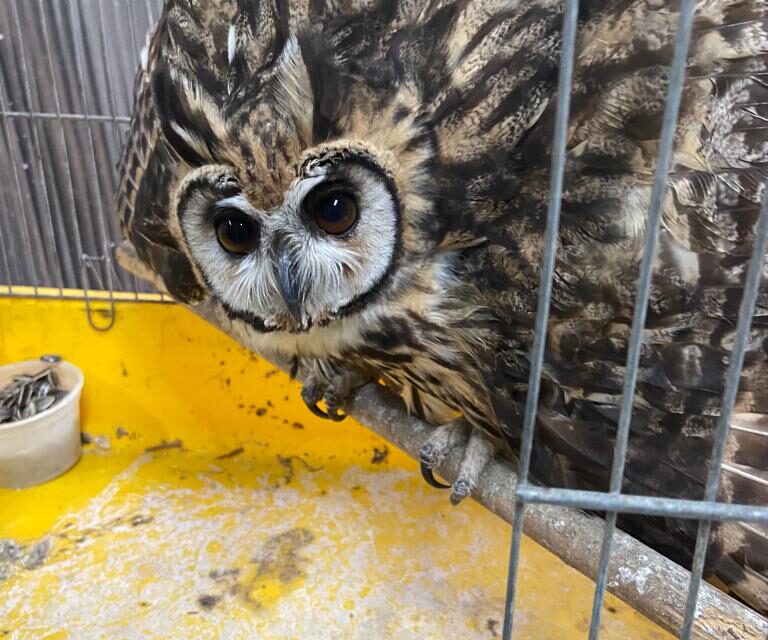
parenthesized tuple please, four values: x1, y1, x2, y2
(213, 209, 260, 256)
(304, 185, 359, 235)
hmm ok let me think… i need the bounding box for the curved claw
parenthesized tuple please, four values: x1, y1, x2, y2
(301, 385, 327, 419)
(420, 461, 451, 489)
(323, 390, 347, 422)
(302, 397, 347, 422)
(325, 407, 347, 422)
(304, 398, 332, 420)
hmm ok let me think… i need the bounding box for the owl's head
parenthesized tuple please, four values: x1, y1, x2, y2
(152, 36, 441, 335)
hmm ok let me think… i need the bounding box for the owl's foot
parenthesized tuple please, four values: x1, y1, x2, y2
(300, 367, 366, 422)
(301, 380, 346, 421)
(419, 422, 494, 505)
(419, 420, 468, 488)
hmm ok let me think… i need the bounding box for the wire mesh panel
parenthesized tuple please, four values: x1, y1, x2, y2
(501, 1, 768, 638)
(0, 0, 162, 294)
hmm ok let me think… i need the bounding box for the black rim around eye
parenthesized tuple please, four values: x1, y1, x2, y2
(213, 208, 260, 256)
(304, 186, 359, 235)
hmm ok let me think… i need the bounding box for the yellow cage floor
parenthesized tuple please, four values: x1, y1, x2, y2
(0, 297, 670, 639)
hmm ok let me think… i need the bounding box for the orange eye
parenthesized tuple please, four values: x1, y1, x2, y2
(305, 186, 359, 235)
(214, 209, 260, 256)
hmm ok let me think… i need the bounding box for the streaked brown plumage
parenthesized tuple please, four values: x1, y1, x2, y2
(115, 0, 768, 613)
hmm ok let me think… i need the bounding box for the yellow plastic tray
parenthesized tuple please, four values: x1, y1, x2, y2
(0, 296, 671, 639)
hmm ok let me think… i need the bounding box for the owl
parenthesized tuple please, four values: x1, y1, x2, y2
(115, 0, 768, 614)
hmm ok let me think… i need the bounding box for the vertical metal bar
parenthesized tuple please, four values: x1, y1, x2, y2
(679, 189, 768, 637)
(95, 0, 127, 159)
(501, 1, 579, 637)
(37, 0, 90, 294)
(124, 0, 145, 299)
(94, 0, 125, 300)
(67, 0, 117, 317)
(586, 2, 697, 638)
(0, 112, 21, 294)
(0, 1, 49, 293)
(126, 1, 141, 60)
(0, 161, 16, 291)
(8, 0, 67, 294)
(0, 83, 39, 292)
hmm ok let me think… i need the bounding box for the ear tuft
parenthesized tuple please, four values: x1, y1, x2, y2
(151, 66, 226, 167)
(272, 36, 314, 145)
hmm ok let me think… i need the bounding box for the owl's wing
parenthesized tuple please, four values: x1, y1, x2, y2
(473, 0, 768, 612)
(114, 6, 207, 302)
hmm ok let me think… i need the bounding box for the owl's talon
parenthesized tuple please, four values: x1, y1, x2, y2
(301, 365, 367, 422)
(323, 405, 347, 422)
(301, 386, 347, 421)
(305, 400, 334, 420)
(418, 420, 469, 491)
(322, 389, 347, 422)
(301, 384, 326, 418)
(420, 462, 451, 489)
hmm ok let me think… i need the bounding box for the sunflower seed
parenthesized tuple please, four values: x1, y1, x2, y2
(0, 366, 65, 424)
(35, 395, 56, 412)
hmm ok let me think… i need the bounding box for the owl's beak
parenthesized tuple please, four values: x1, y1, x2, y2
(274, 244, 302, 323)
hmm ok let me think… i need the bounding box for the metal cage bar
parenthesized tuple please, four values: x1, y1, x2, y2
(502, 0, 580, 635)
(514, 486, 768, 524)
(0, 59, 42, 296)
(36, 0, 91, 296)
(587, 2, 697, 637)
(679, 182, 768, 637)
(0, 111, 131, 123)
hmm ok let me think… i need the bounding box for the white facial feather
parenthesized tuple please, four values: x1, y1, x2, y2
(227, 24, 236, 66)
